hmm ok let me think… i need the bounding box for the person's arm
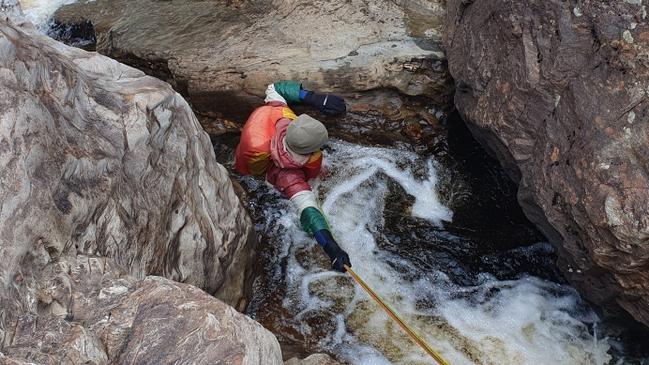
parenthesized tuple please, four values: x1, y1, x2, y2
(303, 151, 323, 180)
(266, 166, 351, 272)
(265, 81, 347, 115)
(265, 81, 302, 105)
(291, 190, 351, 272)
(300, 88, 346, 115)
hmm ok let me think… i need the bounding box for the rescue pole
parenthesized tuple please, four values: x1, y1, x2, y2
(344, 265, 450, 365)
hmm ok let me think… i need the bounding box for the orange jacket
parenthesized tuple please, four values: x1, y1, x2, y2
(234, 102, 322, 198)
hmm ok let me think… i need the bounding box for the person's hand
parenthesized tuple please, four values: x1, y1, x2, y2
(330, 247, 351, 272)
(320, 232, 352, 272)
(303, 91, 347, 116)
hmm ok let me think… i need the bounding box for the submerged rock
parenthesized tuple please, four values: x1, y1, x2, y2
(445, 0, 649, 326)
(0, 10, 254, 316)
(51, 0, 452, 132)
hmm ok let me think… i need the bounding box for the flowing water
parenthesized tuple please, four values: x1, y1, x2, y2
(242, 140, 611, 365)
(16, 0, 80, 32)
(19, 2, 649, 364)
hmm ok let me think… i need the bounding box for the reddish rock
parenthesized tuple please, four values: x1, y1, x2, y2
(445, 0, 649, 325)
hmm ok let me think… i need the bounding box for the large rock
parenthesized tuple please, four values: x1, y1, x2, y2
(285, 354, 342, 365)
(0, 15, 254, 313)
(1, 254, 282, 364)
(0, 12, 279, 365)
(445, 0, 649, 325)
(52, 0, 451, 133)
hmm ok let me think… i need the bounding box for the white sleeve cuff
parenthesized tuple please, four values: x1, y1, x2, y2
(289, 190, 319, 215)
(264, 84, 287, 104)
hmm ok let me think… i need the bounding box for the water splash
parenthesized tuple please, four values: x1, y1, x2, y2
(321, 143, 452, 226)
(246, 140, 611, 365)
(18, 0, 81, 31)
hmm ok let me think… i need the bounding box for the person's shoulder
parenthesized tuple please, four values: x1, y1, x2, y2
(281, 106, 296, 121)
(307, 151, 322, 163)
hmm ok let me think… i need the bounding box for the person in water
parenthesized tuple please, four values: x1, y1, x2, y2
(234, 81, 352, 272)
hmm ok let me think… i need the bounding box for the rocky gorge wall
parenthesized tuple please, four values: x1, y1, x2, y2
(445, 0, 649, 327)
(48, 0, 649, 335)
(5, 0, 649, 362)
(51, 0, 452, 138)
(0, 12, 256, 310)
(2, 255, 283, 364)
(0, 6, 289, 363)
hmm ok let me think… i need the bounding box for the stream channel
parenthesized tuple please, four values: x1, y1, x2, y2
(20, 1, 649, 364)
(230, 116, 617, 365)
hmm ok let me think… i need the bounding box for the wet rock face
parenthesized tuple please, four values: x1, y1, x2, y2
(445, 0, 649, 326)
(1, 255, 282, 364)
(285, 354, 342, 365)
(0, 16, 254, 314)
(52, 0, 452, 133)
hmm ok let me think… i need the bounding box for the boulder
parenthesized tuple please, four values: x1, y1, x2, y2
(51, 0, 452, 133)
(445, 0, 649, 325)
(0, 15, 254, 314)
(1, 254, 282, 365)
(0, 12, 280, 365)
(285, 354, 342, 365)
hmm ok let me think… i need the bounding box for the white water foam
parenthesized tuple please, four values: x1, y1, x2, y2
(18, 0, 82, 31)
(250, 140, 611, 365)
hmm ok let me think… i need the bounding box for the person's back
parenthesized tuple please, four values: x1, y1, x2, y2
(234, 81, 351, 272)
(235, 103, 293, 176)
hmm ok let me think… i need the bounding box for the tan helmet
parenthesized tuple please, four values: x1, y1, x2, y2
(285, 114, 329, 155)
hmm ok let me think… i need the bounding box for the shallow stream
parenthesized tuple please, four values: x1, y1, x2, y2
(240, 137, 611, 365)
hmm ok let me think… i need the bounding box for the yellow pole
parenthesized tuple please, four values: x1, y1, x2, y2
(344, 265, 450, 365)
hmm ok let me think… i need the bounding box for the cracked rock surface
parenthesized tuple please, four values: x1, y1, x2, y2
(445, 0, 649, 326)
(0, 255, 282, 364)
(0, 12, 262, 360)
(52, 0, 451, 132)
(0, 14, 255, 311)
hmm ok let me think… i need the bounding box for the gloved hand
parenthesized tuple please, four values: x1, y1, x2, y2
(315, 229, 352, 272)
(303, 91, 347, 116)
